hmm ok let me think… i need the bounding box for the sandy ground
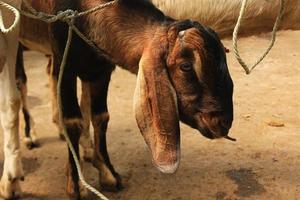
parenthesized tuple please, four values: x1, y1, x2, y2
(0, 30, 299, 200)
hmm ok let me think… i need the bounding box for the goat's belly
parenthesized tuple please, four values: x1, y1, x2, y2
(19, 38, 51, 55)
(19, 0, 55, 55)
(19, 14, 52, 55)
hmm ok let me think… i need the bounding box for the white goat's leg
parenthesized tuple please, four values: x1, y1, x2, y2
(0, 30, 23, 199)
(0, 2, 23, 197)
(80, 82, 94, 162)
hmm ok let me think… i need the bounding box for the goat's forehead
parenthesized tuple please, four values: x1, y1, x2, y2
(181, 29, 205, 48)
(173, 36, 204, 57)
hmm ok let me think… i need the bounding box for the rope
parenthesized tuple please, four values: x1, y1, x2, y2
(0, 1, 20, 33)
(57, 17, 109, 200)
(21, 0, 118, 23)
(0, 0, 120, 199)
(232, 0, 286, 74)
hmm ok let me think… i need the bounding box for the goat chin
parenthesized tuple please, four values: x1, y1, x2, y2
(152, 0, 300, 37)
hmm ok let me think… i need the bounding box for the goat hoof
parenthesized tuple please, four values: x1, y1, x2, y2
(59, 133, 66, 141)
(100, 172, 123, 192)
(0, 180, 22, 200)
(66, 170, 82, 200)
(67, 186, 81, 200)
(20, 176, 25, 182)
(66, 181, 88, 200)
(23, 137, 39, 150)
(79, 182, 88, 198)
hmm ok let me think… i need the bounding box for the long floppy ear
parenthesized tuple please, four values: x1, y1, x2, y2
(134, 41, 180, 174)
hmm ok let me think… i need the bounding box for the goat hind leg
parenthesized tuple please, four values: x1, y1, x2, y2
(65, 118, 84, 200)
(57, 67, 87, 199)
(50, 63, 93, 155)
(89, 76, 122, 191)
(16, 44, 38, 149)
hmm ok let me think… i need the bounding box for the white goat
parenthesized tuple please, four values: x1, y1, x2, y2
(152, 0, 300, 37)
(0, 0, 23, 199)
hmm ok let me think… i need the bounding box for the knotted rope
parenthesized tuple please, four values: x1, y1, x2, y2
(233, 0, 286, 74)
(0, 1, 20, 33)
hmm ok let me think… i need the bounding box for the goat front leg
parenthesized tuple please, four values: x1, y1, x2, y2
(50, 58, 93, 160)
(88, 73, 122, 191)
(56, 65, 87, 200)
(0, 33, 24, 199)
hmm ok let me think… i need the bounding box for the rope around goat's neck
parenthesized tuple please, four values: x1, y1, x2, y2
(232, 0, 286, 74)
(0, 1, 20, 33)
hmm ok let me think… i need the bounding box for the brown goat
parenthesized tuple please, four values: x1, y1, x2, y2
(19, 0, 234, 199)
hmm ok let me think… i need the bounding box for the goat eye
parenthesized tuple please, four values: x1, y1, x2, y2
(180, 62, 193, 72)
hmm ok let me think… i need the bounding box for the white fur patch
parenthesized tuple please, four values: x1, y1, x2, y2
(178, 30, 185, 38)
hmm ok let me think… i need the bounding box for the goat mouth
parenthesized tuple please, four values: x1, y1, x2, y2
(180, 115, 230, 139)
(197, 125, 236, 141)
(197, 117, 234, 140)
(197, 127, 217, 139)
(197, 117, 224, 139)
(198, 127, 232, 140)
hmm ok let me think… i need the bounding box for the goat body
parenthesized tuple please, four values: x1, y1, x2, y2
(13, 0, 234, 199)
(152, 0, 300, 37)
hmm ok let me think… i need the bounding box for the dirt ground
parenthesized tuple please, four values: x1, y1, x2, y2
(0, 30, 299, 200)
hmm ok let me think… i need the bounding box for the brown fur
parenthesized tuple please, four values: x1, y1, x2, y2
(20, 0, 234, 199)
(19, 0, 53, 54)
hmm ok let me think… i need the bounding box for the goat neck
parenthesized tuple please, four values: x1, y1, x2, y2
(78, 0, 173, 73)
